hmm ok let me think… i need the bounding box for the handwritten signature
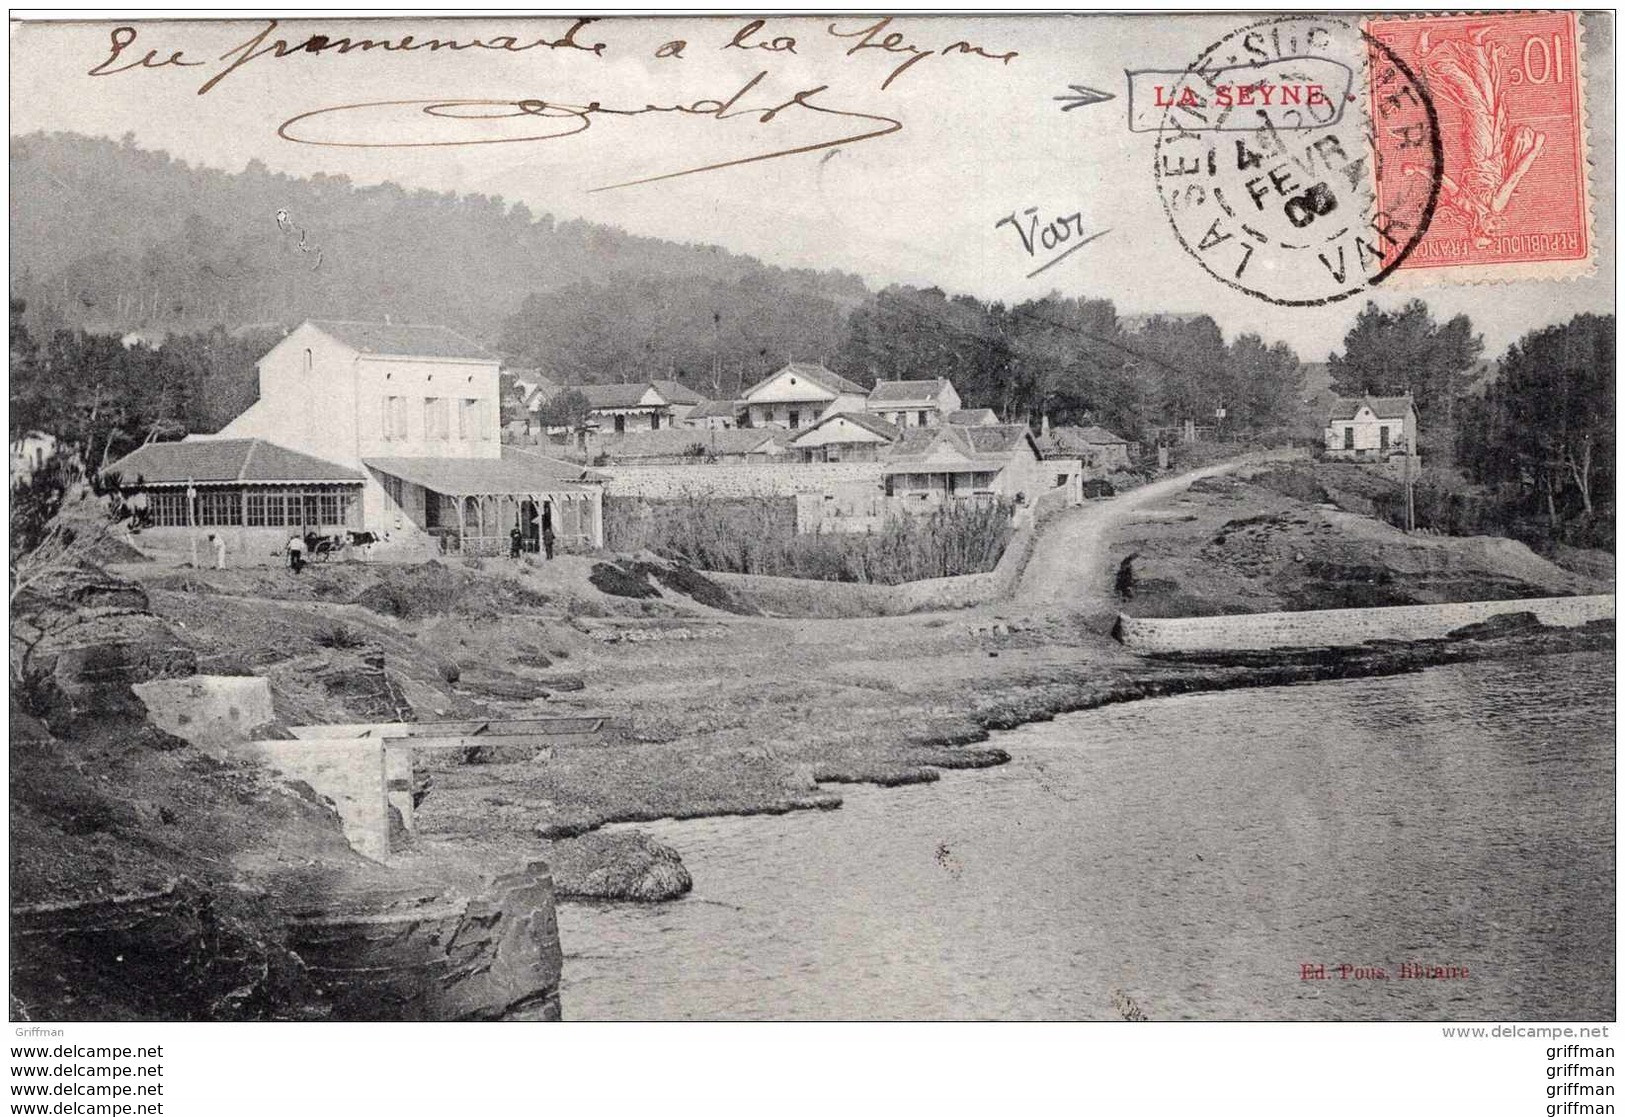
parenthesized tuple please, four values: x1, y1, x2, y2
(82, 17, 1023, 192)
(996, 206, 1110, 278)
(276, 71, 903, 193)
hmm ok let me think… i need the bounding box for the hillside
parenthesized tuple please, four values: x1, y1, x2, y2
(9, 131, 868, 382)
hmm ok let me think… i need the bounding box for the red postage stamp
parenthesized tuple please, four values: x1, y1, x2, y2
(1366, 11, 1593, 282)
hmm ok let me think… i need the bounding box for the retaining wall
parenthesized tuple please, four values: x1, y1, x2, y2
(601, 460, 883, 500)
(133, 675, 276, 754)
(1116, 594, 1616, 654)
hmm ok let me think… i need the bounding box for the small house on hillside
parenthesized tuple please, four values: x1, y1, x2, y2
(882, 424, 1076, 505)
(865, 378, 962, 429)
(649, 380, 706, 426)
(106, 319, 604, 562)
(683, 399, 744, 430)
(789, 411, 902, 463)
(572, 381, 709, 434)
(1324, 394, 1418, 462)
(740, 362, 868, 430)
(1038, 424, 1134, 471)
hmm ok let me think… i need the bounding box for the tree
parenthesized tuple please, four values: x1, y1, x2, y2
(534, 389, 592, 430)
(1460, 314, 1613, 537)
(1328, 299, 1483, 445)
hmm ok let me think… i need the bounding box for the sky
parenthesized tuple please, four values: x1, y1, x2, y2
(9, 12, 1616, 361)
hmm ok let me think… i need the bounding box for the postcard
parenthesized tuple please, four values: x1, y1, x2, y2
(7, 11, 1614, 1045)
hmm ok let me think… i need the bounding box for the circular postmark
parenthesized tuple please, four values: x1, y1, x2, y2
(1153, 15, 1441, 306)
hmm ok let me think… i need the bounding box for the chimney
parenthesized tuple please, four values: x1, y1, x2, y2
(1041, 413, 1051, 438)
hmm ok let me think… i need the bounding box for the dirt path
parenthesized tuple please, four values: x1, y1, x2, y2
(1014, 453, 1295, 611)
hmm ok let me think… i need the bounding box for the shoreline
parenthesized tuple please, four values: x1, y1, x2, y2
(548, 619, 1614, 904)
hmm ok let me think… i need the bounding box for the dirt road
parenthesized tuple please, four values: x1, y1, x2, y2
(1015, 453, 1294, 611)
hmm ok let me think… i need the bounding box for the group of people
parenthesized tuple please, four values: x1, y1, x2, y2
(280, 523, 554, 572)
(510, 522, 556, 561)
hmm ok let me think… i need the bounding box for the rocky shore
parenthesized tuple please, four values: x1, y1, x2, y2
(12, 458, 1613, 1018)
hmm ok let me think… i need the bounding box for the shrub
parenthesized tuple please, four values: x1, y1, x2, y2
(604, 495, 1014, 584)
(312, 622, 367, 649)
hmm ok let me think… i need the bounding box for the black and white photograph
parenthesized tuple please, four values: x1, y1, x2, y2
(5, 9, 1617, 1112)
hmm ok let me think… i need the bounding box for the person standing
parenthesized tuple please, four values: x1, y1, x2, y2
(1114, 552, 1138, 601)
(286, 532, 307, 574)
(509, 523, 524, 560)
(209, 533, 227, 570)
(542, 522, 556, 561)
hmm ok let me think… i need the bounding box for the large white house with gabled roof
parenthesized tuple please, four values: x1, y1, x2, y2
(740, 362, 868, 430)
(106, 320, 602, 563)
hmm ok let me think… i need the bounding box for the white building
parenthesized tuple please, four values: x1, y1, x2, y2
(106, 320, 602, 563)
(1324, 394, 1419, 461)
(740, 362, 868, 430)
(865, 378, 963, 428)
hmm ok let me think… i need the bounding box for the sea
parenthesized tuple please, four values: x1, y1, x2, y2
(557, 652, 1616, 1020)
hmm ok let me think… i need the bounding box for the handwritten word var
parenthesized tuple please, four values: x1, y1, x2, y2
(996, 206, 1110, 279)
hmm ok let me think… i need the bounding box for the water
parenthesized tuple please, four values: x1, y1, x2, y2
(557, 653, 1615, 1020)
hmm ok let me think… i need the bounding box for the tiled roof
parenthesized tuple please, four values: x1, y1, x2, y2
(1327, 395, 1416, 422)
(885, 424, 1036, 470)
(1040, 425, 1130, 456)
(789, 411, 902, 445)
(741, 362, 868, 401)
(965, 424, 1037, 454)
(687, 399, 743, 420)
(104, 438, 363, 486)
(577, 383, 660, 410)
(307, 320, 496, 361)
(867, 378, 951, 404)
(945, 408, 1000, 426)
(650, 380, 707, 406)
(365, 447, 596, 494)
(503, 369, 561, 407)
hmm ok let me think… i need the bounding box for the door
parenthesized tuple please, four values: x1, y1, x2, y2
(521, 499, 540, 551)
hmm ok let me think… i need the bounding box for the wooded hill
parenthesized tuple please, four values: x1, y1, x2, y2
(10, 130, 868, 379)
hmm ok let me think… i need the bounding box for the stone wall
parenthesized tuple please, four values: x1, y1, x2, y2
(245, 738, 391, 861)
(1116, 594, 1616, 654)
(133, 675, 277, 756)
(602, 460, 883, 500)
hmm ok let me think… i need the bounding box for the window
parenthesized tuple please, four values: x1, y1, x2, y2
(918, 410, 929, 426)
(197, 490, 242, 526)
(424, 397, 449, 440)
(1343, 427, 1354, 450)
(788, 410, 800, 430)
(303, 348, 313, 375)
(384, 396, 408, 440)
(460, 398, 485, 440)
(149, 491, 187, 527)
(651, 412, 661, 431)
(614, 414, 626, 434)
(382, 473, 405, 508)
(1380, 426, 1390, 449)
